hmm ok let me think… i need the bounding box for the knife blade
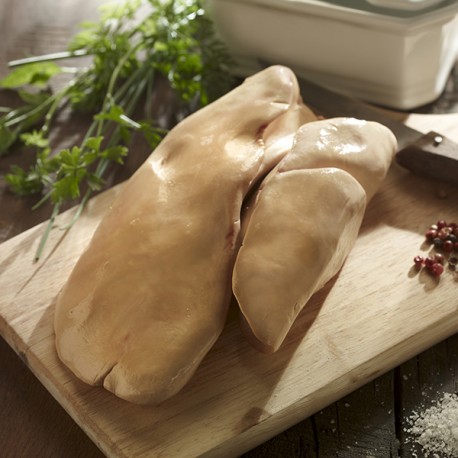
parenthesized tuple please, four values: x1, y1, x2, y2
(294, 74, 458, 187)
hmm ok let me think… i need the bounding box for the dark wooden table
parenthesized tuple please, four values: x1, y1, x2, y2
(1, 1, 458, 457)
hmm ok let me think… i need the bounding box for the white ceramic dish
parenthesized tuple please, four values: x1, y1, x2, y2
(206, 0, 458, 109)
(366, 0, 446, 11)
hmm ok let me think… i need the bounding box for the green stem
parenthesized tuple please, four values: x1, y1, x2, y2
(32, 190, 53, 210)
(4, 95, 57, 128)
(81, 122, 99, 144)
(113, 62, 149, 104)
(34, 201, 61, 262)
(8, 49, 88, 68)
(41, 83, 74, 136)
(124, 73, 149, 111)
(4, 105, 37, 123)
(96, 43, 143, 137)
(145, 67, 155, 120)
(61, 189, 92, 230)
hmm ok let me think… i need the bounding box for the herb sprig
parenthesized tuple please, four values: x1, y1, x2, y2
(0, 0, 234, 261)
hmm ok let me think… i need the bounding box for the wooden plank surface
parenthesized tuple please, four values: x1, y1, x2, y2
(1, 1, 458, 456)
(1, 112, 458, 456)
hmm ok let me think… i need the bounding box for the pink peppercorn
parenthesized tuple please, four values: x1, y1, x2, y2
(430, 263, 444, 277)
(437, 220, 448, 230)
(434, 253, 445, 264)
(438, 228, 451, 240)
(413, 255, 424, 269)
(425, 229, 438, 241)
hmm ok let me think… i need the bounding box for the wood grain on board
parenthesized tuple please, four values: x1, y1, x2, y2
(1, 112, 458, 456)
(1, 0, 458, 456)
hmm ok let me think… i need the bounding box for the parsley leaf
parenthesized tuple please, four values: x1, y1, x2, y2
(1, 0, 235, 260)
(0, 62, 62, 88)
(20, 130, 50, 148)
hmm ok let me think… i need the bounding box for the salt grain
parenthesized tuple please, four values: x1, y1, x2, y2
(405, 392, 458, 457)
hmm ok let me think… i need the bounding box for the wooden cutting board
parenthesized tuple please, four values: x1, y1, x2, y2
(1, 113, 458, 458)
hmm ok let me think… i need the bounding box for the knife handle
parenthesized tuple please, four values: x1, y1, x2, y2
(396, 131, 458, 187)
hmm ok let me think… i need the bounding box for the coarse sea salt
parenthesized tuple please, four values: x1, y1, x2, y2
(405, 392, 458, 457)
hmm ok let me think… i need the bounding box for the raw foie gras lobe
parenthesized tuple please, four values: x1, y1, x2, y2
(239, 101, 318, 237)
(53, 65, 300, 405)
(233, 118, 397, 353)
(281, 118, 397, 200)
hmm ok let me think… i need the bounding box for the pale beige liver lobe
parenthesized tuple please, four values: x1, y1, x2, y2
(233, 118, 397, 353)
(54, 66, 308, 405)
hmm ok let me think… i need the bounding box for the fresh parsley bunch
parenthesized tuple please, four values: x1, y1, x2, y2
(0, 0, 234, 260)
